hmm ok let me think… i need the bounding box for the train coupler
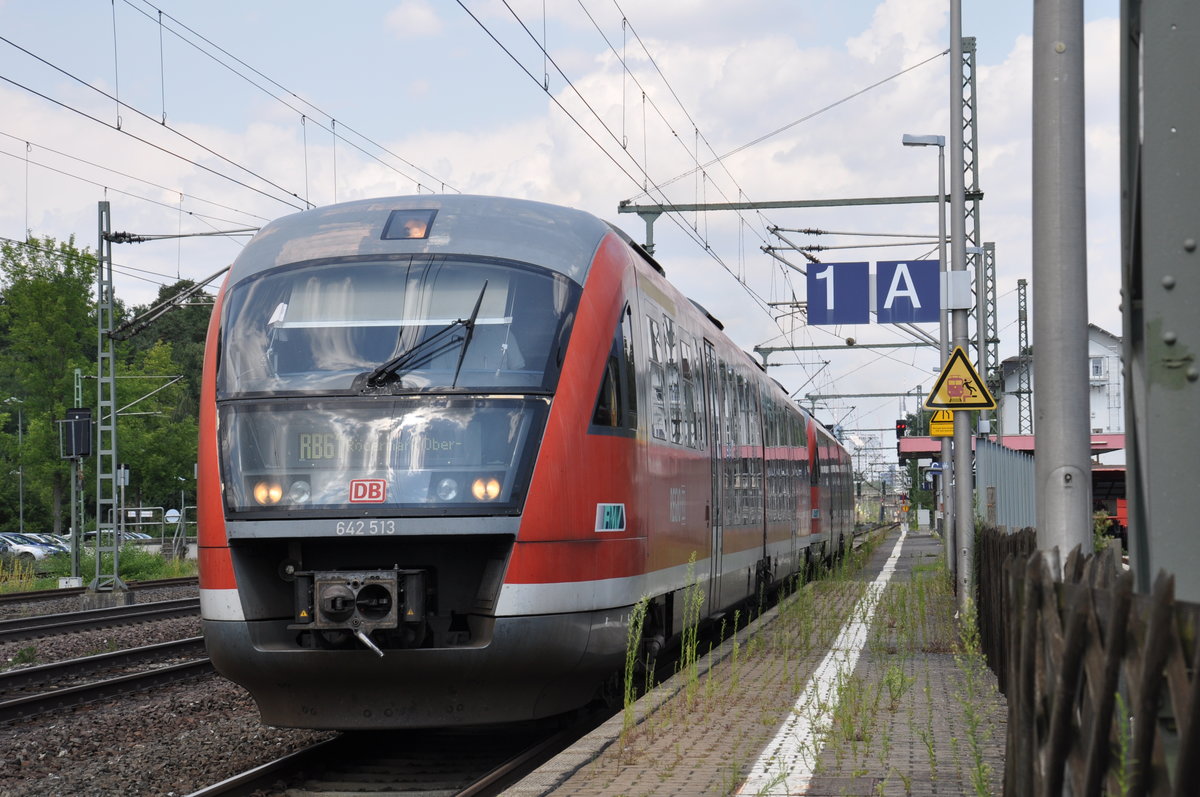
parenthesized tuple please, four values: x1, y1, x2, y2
(288, 568, 427, 652)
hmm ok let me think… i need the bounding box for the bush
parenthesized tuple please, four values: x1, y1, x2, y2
(33, 545, 196, 588)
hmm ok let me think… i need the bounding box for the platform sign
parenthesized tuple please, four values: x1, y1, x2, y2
(929, 409, 955, 437)
(925, 347, 996, 410)
(875, 260, 939, 323)
(806, 262, 870, 325)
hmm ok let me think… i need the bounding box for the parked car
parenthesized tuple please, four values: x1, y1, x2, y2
(0, 539, 17, 568)
(24, 533, 69, 554)
(0, 533, 53, 561)
(80, 530, 151, 544)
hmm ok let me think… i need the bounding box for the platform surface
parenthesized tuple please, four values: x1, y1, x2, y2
(504, 525, 1007, 796)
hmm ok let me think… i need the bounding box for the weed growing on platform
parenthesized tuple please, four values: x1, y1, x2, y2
(953, 598, 995, 796)
(883, 664, 914, 711)
(680, 552, 705, 708)
(730, 609, 742, 691)
(621, 595, 650, 739)
(1113, 689, 1134, 795)
(919, 680, 939, 780)
(720, 760, 744, 795)
(751, 767, 791, 797)
(830, 670, 878, 749)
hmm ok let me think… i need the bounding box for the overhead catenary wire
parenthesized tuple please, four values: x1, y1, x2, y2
(480, 2, 804, 339)
(0, 134, 271, 226)
(123, 0, 459, 195)
(626, 47, 951, 202)
(458, 0, 770, 302)
(0, 34, 307, 210)
(469, 3, 947, 396)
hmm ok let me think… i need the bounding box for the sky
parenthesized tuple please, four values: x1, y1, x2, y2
(0, 0, 1122, 482)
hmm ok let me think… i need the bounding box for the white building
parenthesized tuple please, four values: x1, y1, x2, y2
(998, 323, 1124, 443)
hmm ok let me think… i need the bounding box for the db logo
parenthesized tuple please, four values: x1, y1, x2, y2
(348, 479, 387, 503)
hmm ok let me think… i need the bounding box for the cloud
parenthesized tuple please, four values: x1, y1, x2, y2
(385, 0, 443, 39)
(0, 1, 1123, 440)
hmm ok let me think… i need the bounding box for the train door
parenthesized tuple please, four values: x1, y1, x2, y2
(808, 420, 824, 556)
(702, 341, 723, 613)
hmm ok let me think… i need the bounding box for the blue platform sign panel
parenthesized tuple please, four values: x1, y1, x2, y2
(806, 261, 870, 325)
(875, 260, 940, 323)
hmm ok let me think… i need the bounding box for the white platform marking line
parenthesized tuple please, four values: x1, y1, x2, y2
(737, 527, 909, 796)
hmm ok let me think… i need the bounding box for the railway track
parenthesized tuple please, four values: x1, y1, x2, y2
(187, 718, 600, 796)
(0, 597, 200, 644)
(0, 576, 198, 608)
(0, 637, 212, 723)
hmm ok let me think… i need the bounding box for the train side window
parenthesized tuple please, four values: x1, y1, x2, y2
(679, 338, 696, 448)
(647, 316, 667, 440)
(621, 307, 638, 424)
(592, 304, 637, 431)
(664, 315, 683, 444)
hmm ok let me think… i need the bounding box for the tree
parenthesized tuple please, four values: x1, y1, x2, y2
(123, 279, 214, 414)
(115, 341, 198, 513)
(0, 237, 97, 534)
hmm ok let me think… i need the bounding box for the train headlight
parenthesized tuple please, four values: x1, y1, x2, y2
(435, 478, 459, 501)
(253, 481, 284, 505)
(471, 477, 501, 501)
(287, 480, 311, 505)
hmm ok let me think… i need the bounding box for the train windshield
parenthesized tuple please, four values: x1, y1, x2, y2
(219, 255, 579, 395)
(220, 396, 546, 516)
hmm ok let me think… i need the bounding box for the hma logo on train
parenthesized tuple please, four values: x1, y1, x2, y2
(595, 503, 627, 532)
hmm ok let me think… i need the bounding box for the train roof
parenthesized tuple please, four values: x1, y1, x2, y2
(228, 195, 613, 285)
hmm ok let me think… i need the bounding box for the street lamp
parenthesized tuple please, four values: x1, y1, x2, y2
(901, 134, 952, 569)
(4, 397, 24, 534)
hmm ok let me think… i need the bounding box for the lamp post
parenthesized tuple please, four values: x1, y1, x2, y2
(4, 398, 23, 534)
(901, 134, 953, 575)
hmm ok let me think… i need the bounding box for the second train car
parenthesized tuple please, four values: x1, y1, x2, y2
(198, 195, 854, 729)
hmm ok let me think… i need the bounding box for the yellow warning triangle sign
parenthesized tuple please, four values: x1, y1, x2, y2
(925, 347, 996, 410)
(929, 409, 955, 437)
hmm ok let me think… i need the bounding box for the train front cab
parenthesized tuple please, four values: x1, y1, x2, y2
(198, 206, 653, 729)
(198, 197, 847, 730)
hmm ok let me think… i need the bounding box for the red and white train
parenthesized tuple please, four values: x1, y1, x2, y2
(198, 195, 854, 729)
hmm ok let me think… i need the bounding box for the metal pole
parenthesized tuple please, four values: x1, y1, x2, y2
(950, 0, 975, 610)
(1033, 0, 1093, 563)
(936, 143, 954, 573)
(15, 405, 22, 535)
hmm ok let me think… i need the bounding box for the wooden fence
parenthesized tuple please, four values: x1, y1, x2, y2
(976, 526, 1200, 796)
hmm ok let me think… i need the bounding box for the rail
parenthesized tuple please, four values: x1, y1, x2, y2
(0, 576, 198, 607)
(0, 598, 199, 644)
(0, 641, 211, 723)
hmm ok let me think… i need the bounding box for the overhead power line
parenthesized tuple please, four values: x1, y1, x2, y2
(626, 48, 951, 202)
(0, 34, 307, 210)
(124, 0, 459, 195)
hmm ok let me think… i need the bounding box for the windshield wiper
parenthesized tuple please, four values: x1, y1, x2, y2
(451, 281, 488, 389)
(356, 280, 489, 391)
(358, 321, 467, 389)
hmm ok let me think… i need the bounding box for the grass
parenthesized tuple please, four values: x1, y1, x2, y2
(8, 646, 38, 667)
(953, 598, 997, 796)
(622, 595, 650, 739)
(0, 557, 38, 593)
(0, 545, 197, 593)
(679, 552, 705, 708)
